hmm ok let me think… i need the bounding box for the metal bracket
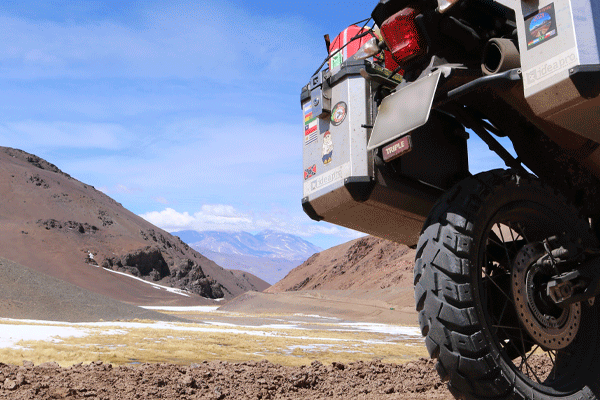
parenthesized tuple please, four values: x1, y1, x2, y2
(309, 70, 331, 120)
(450, 105, 527, 174)
(547, 270, 583, 304)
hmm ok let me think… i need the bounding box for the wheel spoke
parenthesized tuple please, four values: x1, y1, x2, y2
(487, 237, 510, 264)
(525, 345, 539, 364)
(481, 268, 513, 306)
(487, 220, 552, 384)
(547, 350, 556, 365)
(519, 329, 543, 384)
(548, 350, 557, 381)
(508, 223, 516, 242)
(502, 334, 527, 361)
(517, 334, 534, 371)
(515, 222, 528, 242)
(496, 294, 510, 328)
(492, 325, 523, 330)
(495, 223, 513, 265)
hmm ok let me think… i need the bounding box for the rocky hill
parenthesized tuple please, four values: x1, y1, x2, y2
(266, 236, 416, 293)
(0, 147, 268, 306)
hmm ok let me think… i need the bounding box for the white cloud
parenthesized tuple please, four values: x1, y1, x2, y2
(140, 208, 196, 228)
(56, 117, 303, 200)
(140, 206, 251, 232)
(0, 121, 131, 150)
(155, 117, 301, 166)
(0, 2, 321, 81)
(139, 205, 357, 239)
(117, 184, 138, 194)
(90, 183, 140, 195)
(154, 197, 169, 205)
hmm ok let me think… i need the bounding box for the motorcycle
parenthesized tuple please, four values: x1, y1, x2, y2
(301, 0, 600, 398)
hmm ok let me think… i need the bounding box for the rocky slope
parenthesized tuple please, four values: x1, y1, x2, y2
(0, 257, 184, 322)
(267, 236, 416, 293)
(0, 147, 268, 305)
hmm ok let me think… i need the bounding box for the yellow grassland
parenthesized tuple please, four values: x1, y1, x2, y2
(0, 317, 427, 367)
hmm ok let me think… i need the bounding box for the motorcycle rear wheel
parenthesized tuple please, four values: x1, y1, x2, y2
(414, 169, 600, 399)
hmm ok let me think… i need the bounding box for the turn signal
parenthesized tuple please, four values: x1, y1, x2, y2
(353, 37, 382, 60)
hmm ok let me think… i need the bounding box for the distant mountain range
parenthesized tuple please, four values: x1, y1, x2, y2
(172, 230, 323, 284)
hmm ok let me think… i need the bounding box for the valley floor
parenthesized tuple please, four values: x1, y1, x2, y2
(0, 306, 455, 399)
(0, 306, 425, 367)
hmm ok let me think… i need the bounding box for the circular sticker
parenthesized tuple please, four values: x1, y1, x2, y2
(529, 12, 552, 37)
(331, 102, 347, 126)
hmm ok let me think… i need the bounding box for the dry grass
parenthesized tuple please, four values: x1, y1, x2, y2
(0, 317, 427, 367)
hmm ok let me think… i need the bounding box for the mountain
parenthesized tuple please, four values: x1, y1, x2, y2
(173, 230, 322, 259)
(172, 230, 323, 284)
(0, 147, 269, 306)
(266, 235, 415, 292)
(222, 235, 419, 325)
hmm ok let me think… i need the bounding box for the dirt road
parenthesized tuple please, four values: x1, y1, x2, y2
(0, 358, 453, 400)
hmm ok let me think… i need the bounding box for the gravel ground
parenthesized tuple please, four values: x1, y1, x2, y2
(0, 358, 454, 400)
(0, 257, 184, 323)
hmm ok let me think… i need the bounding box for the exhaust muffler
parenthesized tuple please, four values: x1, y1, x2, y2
(481, 38, 520, 75)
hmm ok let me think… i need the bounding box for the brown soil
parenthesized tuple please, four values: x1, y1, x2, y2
(0, 257, 185, 323)
(0, 358, 456, 400)
(220, 289, 418, 325)
(267, 236, 416, 295)
(0, 356, 555, 399)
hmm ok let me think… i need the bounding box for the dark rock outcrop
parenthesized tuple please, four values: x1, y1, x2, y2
(164, 258, 225, 298)
(103, 247, 170, 281)
(37, 219, 98, 234)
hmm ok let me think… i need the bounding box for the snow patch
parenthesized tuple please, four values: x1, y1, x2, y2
(100, 268, 191, 297)
(141, 306, 221, 312)
(0, 318, 422, 351)
(292, 313, 341, 320)
(337, 323, 422, 337)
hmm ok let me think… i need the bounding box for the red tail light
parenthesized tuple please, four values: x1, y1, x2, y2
(380, 8, 426, 64)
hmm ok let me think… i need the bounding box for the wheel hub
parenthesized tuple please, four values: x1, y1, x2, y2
(512, 243, 581, 350)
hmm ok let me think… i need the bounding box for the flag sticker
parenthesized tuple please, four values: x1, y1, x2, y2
(304, 111, 313, 123)
(305, 130, 318, 145)
(304, 103, 314, 124)
(303, 102, 311, 114)
(304, 164, 316, 180)
(303, 102, 318, 145)
(305, 119, 318, 134)
(304, 118, 318, 145)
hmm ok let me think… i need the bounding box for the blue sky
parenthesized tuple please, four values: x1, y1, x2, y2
(0, 0, 510, 250)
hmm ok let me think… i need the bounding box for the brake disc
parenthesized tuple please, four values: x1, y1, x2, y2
(512, 243, 581, 350)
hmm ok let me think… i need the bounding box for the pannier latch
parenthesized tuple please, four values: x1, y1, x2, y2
(309, 70, 331, 120)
